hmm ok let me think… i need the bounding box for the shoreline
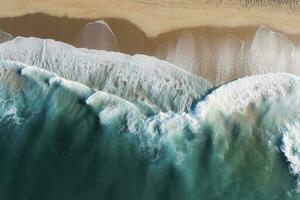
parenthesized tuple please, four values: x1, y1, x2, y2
(1, 14, 300, 55)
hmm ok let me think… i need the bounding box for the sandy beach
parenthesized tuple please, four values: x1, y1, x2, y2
(0, 0, 300, 37)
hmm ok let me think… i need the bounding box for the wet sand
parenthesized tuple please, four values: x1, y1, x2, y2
(1, 13, 300, 55)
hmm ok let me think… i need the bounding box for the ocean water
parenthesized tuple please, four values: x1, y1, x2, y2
(0, 36, 300, 200)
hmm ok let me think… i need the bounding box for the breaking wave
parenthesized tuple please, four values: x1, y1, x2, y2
(0, 36, 300, 200)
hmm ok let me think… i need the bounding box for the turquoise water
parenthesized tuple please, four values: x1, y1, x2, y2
(0, 60, 299, 200)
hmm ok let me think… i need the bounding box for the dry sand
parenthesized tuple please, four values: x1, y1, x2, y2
(0, 0, 300, 37)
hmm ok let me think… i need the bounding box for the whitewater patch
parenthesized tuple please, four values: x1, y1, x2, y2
(0, 37, 212, 113)
(1, 59, 300, 191)
(155, 26, 300, 85)
(0, 46, 300, 198)
(0, 60, 147, 134)
(0, 99, 23, 127)
(281, 122, 300, 189)
(195, 73, 300, 117)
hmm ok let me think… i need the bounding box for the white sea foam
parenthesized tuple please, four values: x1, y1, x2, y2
(155, 31, 244, 85)
(0, 37, 212, 113)
(195, 73, 300, 117)
(281, 122, 300, 185)
(1, 59, 300, 193)
(0, 99, 23, 126)
(155, 26, 300, 85)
